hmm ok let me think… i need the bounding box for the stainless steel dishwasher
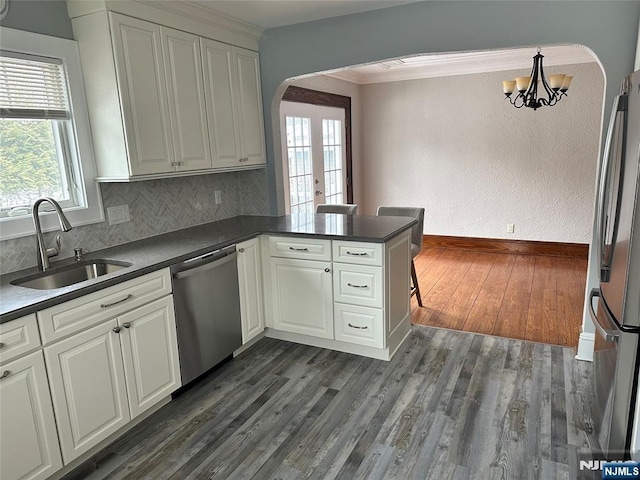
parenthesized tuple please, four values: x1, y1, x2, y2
(171, 244, 242, 386)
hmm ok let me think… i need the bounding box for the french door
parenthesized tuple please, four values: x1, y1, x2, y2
(280, 101, 346, 213)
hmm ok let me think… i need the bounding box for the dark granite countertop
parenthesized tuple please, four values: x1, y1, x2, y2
(0, 214, 416, 323)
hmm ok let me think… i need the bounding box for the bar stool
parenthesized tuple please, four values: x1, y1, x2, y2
(376, 206, 425, 307)
(316, 204, 358, 215)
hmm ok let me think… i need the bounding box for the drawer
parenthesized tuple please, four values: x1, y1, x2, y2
(333, 264, 383, 308)
(333, 241, 383, 266)
(334, 303, 384, 348)
(0, 313, 41, 364)
(269, 236, 331, 261)
(38, 268, 172, 344)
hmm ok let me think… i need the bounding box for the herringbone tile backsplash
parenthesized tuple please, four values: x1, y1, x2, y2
(0, 169, 269, 274)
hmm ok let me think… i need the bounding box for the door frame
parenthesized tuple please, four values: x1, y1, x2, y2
(282, 86, 353, 203)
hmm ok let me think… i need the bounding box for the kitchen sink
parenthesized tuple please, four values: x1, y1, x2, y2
(11, 260, 133, 290)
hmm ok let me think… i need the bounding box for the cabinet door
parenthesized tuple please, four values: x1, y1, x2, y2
(201, 38, 242, 169)
(234, 47, 266, 166)
(270, 257, 333, 339)
(118, 296, 181, 419)
(0, 351, 62, 480)
(237, 238, 265, 344)
(110, 12, 174, 175)
(161, 27, 211, 172)
(44, 320, 129, 464)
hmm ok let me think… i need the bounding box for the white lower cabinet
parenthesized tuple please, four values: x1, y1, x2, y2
(270, 257, 334, 339)
(0, 351, 63, 480)
(44, 293, 180, 464)
(44, 319, 130, 464)
(118, 296, 181, 419)
(237, 238, 265, 344)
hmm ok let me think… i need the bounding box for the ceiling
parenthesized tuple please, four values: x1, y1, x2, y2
(186, 0, 419, 29)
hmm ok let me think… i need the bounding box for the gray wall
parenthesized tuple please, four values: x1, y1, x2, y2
(0, 0, 73, 39)
(260, 0, 640, 212)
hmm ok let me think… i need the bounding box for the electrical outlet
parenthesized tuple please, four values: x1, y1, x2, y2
(507, 223, 515, 234)
(107, 205, 131, 225)
(214, 190, 222, 204)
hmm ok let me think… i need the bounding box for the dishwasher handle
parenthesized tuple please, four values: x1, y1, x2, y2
(171, 246, 236, 280)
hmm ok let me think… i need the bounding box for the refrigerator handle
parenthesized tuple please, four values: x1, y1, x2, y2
(596, 94, 627, 281)
(589, 288, 620, 343)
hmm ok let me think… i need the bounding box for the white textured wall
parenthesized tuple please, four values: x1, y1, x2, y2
(286, 75, 363, 208)
(360, 62, 604, 243)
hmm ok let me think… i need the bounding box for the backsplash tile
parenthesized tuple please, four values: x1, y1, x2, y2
(0, 169, 269, 274)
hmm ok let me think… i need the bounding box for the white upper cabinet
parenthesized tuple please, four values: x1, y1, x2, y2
(71, 8, 265, 181)
(161, 27, 212, 172)
(234, 48, 266, 166)
(201, 39, 266, 169)
(110, 13, 175, 176)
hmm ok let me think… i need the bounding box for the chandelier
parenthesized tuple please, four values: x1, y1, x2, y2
(502, 48, 573, 110)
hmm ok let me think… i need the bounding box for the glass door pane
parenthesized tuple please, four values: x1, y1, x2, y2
(322, 118, 343, 205)
(284, 115, 313, 213)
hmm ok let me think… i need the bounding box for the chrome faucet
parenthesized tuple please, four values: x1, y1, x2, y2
(32, 197, 72, 271)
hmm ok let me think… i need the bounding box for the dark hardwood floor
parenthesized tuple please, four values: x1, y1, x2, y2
(410, 247, 588, 347)
(66, 326, 599, 480)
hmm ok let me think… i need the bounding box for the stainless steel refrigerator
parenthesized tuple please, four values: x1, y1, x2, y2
(590, 69, 640, 459)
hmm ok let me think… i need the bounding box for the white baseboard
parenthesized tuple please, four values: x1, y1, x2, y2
(575, 331, 595, 362)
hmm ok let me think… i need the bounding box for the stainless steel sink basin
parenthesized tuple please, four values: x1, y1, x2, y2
(11, 260, 133, 290)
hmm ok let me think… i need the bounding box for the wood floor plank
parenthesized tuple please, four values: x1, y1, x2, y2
(491, 255, 536, 341)
(525, 256, 558, 344)
(412, 248, 587, 347)
(461, 253, 516, 336)
(556, 257, 588, 347)
(63, 327, 600, 480)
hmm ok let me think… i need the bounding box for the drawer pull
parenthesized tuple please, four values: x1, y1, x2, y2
(101, 294, 133, 309)
(0, 370, 10, 379)
(289, 247, 309, 251)
(348, 323, 368, 330)
(346, 251, 367, 256)
(347, 283, 368, 289)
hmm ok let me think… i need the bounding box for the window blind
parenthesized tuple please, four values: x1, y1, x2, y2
(0, 50, 70, 120)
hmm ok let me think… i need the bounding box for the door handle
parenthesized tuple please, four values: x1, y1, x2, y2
(315, 190, 322, 196)
(588, 288, 620, 343)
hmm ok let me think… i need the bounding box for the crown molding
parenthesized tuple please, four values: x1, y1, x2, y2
(324, 46, 597, 85)
(67, 0, 263, 50)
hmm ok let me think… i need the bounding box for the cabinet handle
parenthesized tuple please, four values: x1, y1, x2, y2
(347, 283, 368, 289)
(113, 326, 121, 334)
(348, 323, 368, 330)
(0, 342, 4, 349)
(171, 161, 179, 167)
(346, 251, 367, 256)
(101, 294, 133, 309)
(122, 322, 131, 329)
(238, 248, 245, 253)
(325, 268, 331, 273)
(239, 157, 249, 162)
(289, 247, 309, 251)
(0, 370, 10, 379)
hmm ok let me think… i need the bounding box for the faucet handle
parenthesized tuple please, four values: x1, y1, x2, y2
(45, 235, 62, 259)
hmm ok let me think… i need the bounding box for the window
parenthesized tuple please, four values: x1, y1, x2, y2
(0, 27, 102, 240)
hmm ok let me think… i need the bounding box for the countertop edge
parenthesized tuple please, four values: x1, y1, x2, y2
(1, 215, 417, 323)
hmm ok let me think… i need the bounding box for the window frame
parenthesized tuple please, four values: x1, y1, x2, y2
(0, 27, 103, 240)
